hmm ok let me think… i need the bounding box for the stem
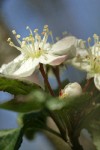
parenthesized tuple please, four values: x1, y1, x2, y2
(40, 64, 67, 142)
(39, 63, 55, 96)
(52, 66, 62, 90)
(46, 109, 67, 142)
(83, 78, 93, 92)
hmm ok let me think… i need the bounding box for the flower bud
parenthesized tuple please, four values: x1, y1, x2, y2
(59, 82, 82, 99)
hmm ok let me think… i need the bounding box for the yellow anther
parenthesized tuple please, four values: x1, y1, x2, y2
(93, 34, 99, 43)
(9, 42, 14, 46)
(16, 35, 21, 38)
(26, 26, 29, 29)
(12, 30, 16, 34)
(34, 29, 38, 33)
(7, 38, 11, 42)
(44, 25, 48, 29)
(21, 41, 26, 47)
(88, 37, 91, 43)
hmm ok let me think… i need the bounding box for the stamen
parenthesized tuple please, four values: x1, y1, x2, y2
(34, 29, 38, 33)
(44, 25, 48, 28)
(93, 34, 99, 43)
(21, 41, 26, 48)
(26, 26, 33, 35)
(12, 30, 16, 35)
(87, 37, 91, 47)
(16, 34, 21, 38)
(49, 31, 54, 44)
(7, 38, 11, 42)
(7, 25, 52, 59)
(9, 42, 14, 47)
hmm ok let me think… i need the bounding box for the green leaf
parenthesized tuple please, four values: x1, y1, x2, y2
(0, 90, 46, 113)
(0, 75, 38, 95)
(46, 97, 66, 110)
(18, 111, 48, 140)
(0, 128, 23, 150)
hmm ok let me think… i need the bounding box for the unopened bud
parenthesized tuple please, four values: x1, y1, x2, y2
(59, 82, 82, 99)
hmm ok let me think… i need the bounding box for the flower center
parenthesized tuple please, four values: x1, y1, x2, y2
(90, 56, 100, 73)
(7, 25, 53, 59)
(87, 34, 100, 73)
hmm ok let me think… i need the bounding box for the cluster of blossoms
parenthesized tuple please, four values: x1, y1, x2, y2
(0, 25, 100, 98)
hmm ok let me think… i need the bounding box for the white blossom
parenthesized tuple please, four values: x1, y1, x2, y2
(68, 34, 100, 90)
(51, 36, 77, 58)
(0, 25, 75, 78)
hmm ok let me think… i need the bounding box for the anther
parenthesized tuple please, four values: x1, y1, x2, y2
(26, 26, 29, 30)
(44, 25, 48, 29)
(16, 35, 21, 38)
(7, 38, 11, 42)
(34, 29, 38, 33)
(12, 30, 16, 34)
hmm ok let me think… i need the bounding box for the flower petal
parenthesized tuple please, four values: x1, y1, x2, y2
(51, 36, 77, 57)
(76, 48, 88, 57)
(87, 72, 95, 79)
(39, 54, 67, 66)
(0, 55, 40, 77)
(0, 54, 24, 75)
(94, 74, 100, 90)
(32, 70, 44, 89)
(13, 58, 39, 77)
(60, 82, 82, 98)
(67, 57, 91, 72)
(64, 82, 82, 96)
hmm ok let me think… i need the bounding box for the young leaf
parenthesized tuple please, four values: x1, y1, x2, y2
(0, 128, 23, 150)
(0, 90, 46, 113)
(18, 111, 48, 140)
(0, 75, 38, 95)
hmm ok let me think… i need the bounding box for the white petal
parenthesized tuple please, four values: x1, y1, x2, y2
(67, 57, 91, 72)
(87, 72, 95, 79)
(0, 54, 24, 75)
(32, 70, 44, 89)
(91, 45, 100, 57)
(64, 82, 82, 97)
(76, 48, 88, 57)
(94, 74, 100, 90)
(51, 36, 77, 56)
(39, 54, 67, 66)
(44, 43, 51, 50)
(13, 58, 39, 77)
(60, 82, 82, 99)
(41, 42, 51, 51)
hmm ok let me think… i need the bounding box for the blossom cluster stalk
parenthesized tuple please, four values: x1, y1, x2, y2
(39, 63, 55, 96)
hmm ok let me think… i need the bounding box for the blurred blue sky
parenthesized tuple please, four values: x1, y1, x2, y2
(0, 0, 100, 149)
(1, 0, 100, 38)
